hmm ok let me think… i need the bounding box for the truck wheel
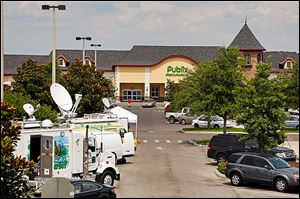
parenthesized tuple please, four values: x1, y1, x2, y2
(213, 124, 220, 129)
(217, 153, 227, 164)
(169, 117, 176, 124)
(98, 170, 114, 186)
(194, 124, 199, 128)
(181, 119, 186, 125)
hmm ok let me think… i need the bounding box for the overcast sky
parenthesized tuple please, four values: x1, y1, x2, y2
(3, 1, 299, 55)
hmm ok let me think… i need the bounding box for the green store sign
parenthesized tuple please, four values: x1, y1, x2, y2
(166, 66, 189, 77)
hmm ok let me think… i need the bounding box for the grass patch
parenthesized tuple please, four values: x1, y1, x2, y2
(196, 140, 210, 145)
(183, 127, 245, 132)
(282, 129, 299, 134)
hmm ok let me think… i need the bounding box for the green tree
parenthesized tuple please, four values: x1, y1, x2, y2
(165, 79, 183, 106)
(13, 59, 61, 108)
(173, 47, 245, 132)
(278, 61, 299, 109)
(1, 101, 35, 198)
(234, 62, 287, 152)
(4, 91, 58, 122)
(60, 61, 115, 116)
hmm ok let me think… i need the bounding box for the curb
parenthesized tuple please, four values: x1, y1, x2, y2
(188, 140, 204, 147)
(215, 169, 227, 179)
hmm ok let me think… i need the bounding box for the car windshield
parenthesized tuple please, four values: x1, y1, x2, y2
(267, 157, 292, 169)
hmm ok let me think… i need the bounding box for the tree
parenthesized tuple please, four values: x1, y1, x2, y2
(173, 47, 245, 132)
(13, 59, 61, 109)
(234, 62, 287, 152)
(277, 61, 299, 109)
(60, 60, 115, 116)
(3, 91, 58, 122)
(1, 101, 35, 198)
(164, 79, 183, 106)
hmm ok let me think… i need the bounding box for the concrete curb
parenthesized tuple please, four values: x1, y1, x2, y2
(215, 169, 227, 179)
(182, 129, 299, 135)
(188, 140, 204, 147)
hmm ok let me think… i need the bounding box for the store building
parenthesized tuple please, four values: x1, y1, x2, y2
(3, 22, 299, 101)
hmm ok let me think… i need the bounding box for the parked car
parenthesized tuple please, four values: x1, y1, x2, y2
(178, 113, 197, 125)
(225, 152, 299, 192)
(142, 99, 156, 108)
(207, 134, 296, 163)
(284, 115, 299, 129)
(34, 179, 117, 198)
(192, 115, 233, 129)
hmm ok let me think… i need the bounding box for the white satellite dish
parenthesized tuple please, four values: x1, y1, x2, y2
(102, 98, 111, 108)
(23, 103, 35, 117)
(50, 83, 73, 111)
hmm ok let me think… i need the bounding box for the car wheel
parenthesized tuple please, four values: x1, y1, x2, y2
(217, 153, 227, 164)
(275, 178, 288, 192)
(169, 116, 176, 124)
(230, 173, 242, 186)
(296, 125, 299, 130)
(99, 170, 114, 186)
(194, 123, 199, 128)
(213, 124, 220, 129)
(181, 119, 186, 125)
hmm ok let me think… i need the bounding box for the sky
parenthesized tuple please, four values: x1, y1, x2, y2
(2, 1, 299, 55)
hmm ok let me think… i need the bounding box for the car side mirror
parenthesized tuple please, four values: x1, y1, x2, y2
(264, 165, 272, 170)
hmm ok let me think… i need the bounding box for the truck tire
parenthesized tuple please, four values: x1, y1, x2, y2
(217, 153, 227, 164)
(181, 119, 186, 125)
(169, 116, 176, 124)
(213, 124, 220, 129)
(97, 170, 114, 186)
(194, 123, 199, 128)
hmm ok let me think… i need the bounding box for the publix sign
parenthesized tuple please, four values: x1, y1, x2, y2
(166, 66, 189, 77)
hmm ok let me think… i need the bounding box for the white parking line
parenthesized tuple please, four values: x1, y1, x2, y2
(177, 140, 183, 143)
(166, 140, 171, 143)
(143, 140, 148, 143)
(155, 140, 159, 143)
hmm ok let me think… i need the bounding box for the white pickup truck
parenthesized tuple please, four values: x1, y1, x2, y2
(165, 108, 190, 124)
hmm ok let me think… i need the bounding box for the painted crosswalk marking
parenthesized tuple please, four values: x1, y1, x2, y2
(177, 140, 182, 144)
(166, 140, 171, 143)
(155, 140, 159, 143)
(143, 140, 148, 143)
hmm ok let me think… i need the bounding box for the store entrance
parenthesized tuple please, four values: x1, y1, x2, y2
(122, 89, 142, 101)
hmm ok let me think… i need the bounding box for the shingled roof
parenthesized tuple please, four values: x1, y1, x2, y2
(116, 45, 221, 66)
(229, 22, 265, 51)
(55, 49, 131, 70)
(263, 51, 299, 71)
(4, 54, 50, 74)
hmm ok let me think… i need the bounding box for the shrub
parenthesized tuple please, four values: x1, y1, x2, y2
(217, 161, 227, 174)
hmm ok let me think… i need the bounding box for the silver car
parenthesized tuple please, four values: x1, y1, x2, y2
(192, 115, 233, 128)
(285, 115, 299, 129)
(178, 114, 197, 125)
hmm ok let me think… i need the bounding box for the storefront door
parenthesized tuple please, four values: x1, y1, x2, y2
(123, 89, 142, 101)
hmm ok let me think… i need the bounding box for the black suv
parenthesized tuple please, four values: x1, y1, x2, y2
(207, 134, 296, 163)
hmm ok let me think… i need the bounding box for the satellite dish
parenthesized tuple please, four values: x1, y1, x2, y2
(23, 104, 35, 117)
(50, 83, 73, 111)
(42, 119, 53, 128)
(102, 98, 110, 108)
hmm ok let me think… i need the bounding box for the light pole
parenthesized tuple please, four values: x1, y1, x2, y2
(1, 1, 4, 101)
(76, 37, 92, 65)
(42, 4, 66, 85)
(90, 44, 101, 71)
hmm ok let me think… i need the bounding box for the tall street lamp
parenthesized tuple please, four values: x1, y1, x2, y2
(76, 37, 92, 65)
(42, 4, 66, 85)
(90, 44, 101, 71)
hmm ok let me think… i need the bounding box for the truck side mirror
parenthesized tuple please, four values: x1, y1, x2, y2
(120, 129, 127, 138)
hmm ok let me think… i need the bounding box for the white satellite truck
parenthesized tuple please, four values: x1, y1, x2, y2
(50, 83, 135, 164)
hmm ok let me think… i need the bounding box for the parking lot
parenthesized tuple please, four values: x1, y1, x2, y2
(108, 104, 299, 197)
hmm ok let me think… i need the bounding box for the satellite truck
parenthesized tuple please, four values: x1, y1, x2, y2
(50, 83, 135, 163)
(14, 88, 121, 188)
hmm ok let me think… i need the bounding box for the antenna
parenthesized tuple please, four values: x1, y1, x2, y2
(23, 104, 35, 117)
(50, 83, 82, 119)
(102, 98, 111, 108)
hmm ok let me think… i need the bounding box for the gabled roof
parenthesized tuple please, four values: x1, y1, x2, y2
(115, 45, 221, 66)
(263, 51, 299, 71)
(4, 54, 50, 74)
(229, 23, 265, 51)
(55, 49, 130, 70)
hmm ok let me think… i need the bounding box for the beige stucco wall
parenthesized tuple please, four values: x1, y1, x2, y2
(150, 57, 195, 83)
(119, 67, 145, 83)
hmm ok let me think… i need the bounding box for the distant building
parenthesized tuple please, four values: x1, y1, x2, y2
(4, 22, 299, 101)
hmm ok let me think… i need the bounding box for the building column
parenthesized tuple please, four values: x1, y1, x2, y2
(144, 67, 150, 100)
(115, 66, 120, 101)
